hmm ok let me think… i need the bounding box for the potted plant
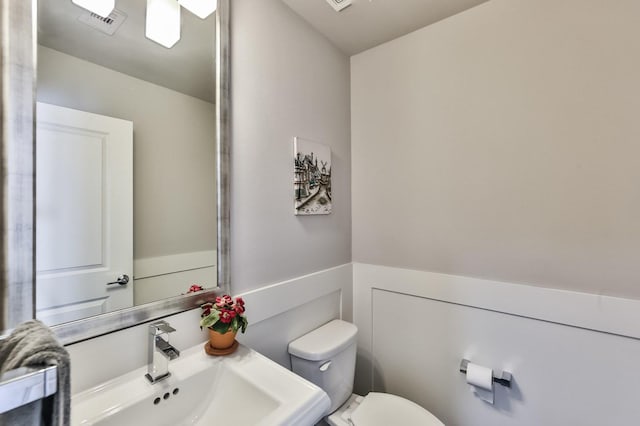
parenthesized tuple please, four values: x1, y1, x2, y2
(199, 294, 248, 355)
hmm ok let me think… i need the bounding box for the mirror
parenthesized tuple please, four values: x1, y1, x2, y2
(36, 0, 216, 327)
(26, 0, 229, 337)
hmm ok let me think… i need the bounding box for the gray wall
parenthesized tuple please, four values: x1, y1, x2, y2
(351, 0, 640, 298)
(231, 0, 351, 292)
(37, 46, 216, 260)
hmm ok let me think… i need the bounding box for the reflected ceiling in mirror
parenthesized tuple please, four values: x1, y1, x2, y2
(36, 0, 217, 327)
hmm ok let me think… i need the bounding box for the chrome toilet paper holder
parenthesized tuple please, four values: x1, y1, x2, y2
(459, 359, 512, 388)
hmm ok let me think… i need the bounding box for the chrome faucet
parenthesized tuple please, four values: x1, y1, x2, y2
(145, 320, 180, 383)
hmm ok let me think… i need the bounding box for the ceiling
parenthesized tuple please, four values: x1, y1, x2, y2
(38, 0, 215, 102)
(38, 0, 489, 100)
(282, 0, 490, 55)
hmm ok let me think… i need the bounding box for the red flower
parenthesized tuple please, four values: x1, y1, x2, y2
(215, 295, 232, 308)
(200, 302, 212, 317)
(187, 284, 203, 293)
(233, 302, 245, 314)
(199, 294, 246, 331)
(220, 309, 237, 324)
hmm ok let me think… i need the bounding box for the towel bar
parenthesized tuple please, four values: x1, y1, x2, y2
(0, 365, 57, 414)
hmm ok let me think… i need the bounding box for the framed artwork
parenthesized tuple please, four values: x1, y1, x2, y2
(293, 137, 332, 215)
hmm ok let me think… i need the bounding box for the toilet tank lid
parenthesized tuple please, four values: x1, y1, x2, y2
(288, 320, 358, 361)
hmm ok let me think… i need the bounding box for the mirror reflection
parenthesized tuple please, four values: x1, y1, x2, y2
(35, 0, 217, 326)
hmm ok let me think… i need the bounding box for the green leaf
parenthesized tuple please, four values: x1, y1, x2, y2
(211, 321, 231, 334)
(199, 310, 219, 329)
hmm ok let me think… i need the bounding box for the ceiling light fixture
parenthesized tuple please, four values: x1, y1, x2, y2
(145, 0, 181, 49)
(71, 0, 115, 18)
(178, 0, 217, 19)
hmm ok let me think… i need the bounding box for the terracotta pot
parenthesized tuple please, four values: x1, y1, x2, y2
(208, 328, 237, 350)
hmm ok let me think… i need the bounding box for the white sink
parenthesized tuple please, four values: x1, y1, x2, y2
(72, 343, 330, 426)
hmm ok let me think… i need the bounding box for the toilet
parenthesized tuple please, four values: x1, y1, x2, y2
(288, 320, 444, 426)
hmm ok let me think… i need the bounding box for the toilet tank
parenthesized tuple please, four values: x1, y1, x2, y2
(288, 320, 358, 414)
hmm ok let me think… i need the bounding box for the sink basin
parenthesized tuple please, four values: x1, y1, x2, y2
(72, 343, 330, 425)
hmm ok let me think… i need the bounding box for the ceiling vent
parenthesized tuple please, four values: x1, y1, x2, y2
(77, 8, 127, 36)
(325, 0, 352, 12)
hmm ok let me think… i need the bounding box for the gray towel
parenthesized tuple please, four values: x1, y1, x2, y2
(0, 320, 70, 426)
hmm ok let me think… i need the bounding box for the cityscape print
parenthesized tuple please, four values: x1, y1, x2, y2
(294, 137, 332, 215)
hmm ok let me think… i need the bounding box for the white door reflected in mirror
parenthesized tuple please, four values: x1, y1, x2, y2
(35, 102, 133, 326)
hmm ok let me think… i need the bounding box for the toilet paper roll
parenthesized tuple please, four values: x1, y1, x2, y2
(466, 363, 492, 390)
(466, 362, 494, 404)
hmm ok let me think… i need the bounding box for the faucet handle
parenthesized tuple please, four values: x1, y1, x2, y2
(149, 320, 176, 335)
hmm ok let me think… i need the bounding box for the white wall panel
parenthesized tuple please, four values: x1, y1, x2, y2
(354, 263, 640, 425)
(238, 291, 341, 369)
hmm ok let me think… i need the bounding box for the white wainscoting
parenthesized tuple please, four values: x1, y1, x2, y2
(353, 263, 640, 426)
(68, 263, 352, 394)
(237, 263, 353, 369)
(133, 250, 216, 305)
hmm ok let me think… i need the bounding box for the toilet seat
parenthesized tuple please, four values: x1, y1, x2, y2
(328, 393, 444, 426)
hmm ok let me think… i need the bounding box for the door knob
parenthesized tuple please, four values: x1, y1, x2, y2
(106, 274, 130, 286)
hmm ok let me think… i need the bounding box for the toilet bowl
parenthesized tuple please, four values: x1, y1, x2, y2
(326, 392, 444, 426)
(288, 320, 444, 426)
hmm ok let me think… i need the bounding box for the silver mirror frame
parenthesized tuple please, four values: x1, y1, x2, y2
(0, 0, 231, 344)
(0, 0, 37, 334)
